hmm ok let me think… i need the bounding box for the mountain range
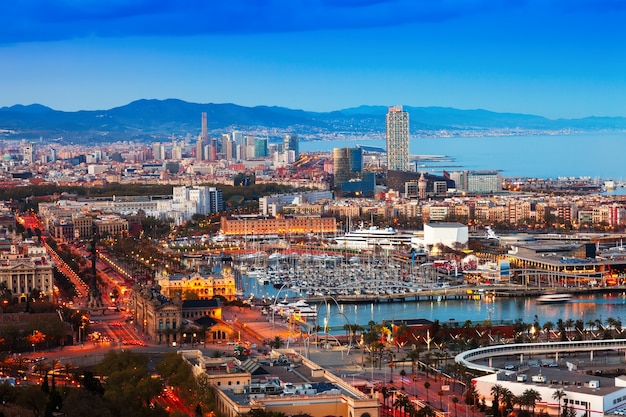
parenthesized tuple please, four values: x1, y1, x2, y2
(1, 99, 625, 144)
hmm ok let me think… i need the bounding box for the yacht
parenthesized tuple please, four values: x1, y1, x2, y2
(536, 293, 572, 304)
(289, 299, 318, 319)
(334, 226, 413, 250)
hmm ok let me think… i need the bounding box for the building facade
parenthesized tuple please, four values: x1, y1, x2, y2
(386, 105, 410, 171)
(0, 244, 55, 301)
(220, 215, 336, 236)
(333, 147, 363, 188)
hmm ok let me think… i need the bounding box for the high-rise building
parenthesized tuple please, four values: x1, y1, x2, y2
(173, 185, 223, 215)
(196, 112, 208, 161)
(152, 142, 165, 161)
(386, 105, 409, 171)
(284, 134, 299, 159)
(333, 147, 363, 186)
(254, 138, 268, 157)
(222, 134, 235, 161)
(201, 112, 208, 141)
(23, 142, 34, 164)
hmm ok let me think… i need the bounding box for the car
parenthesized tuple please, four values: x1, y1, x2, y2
(504, 364, 516, 370)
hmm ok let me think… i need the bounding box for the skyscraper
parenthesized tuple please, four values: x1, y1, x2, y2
(284, 134, 299, 159)
(23, 142, 34, 164)
(386, 105, 409, 171)
(196, 112, 208, 161)
(333, 147, 363, 187)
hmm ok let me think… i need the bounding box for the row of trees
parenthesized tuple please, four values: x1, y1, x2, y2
(489, 385, 577, 417)
(0, 350, 215, 417)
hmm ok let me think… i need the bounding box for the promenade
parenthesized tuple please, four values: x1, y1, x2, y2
(223, 305, 479, 417)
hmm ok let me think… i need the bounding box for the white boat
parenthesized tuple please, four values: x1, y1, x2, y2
(270, 299, 317, 319)
(289, 299, 318, 319)
(334, 226, 413, 250)
(536, 294, 572, 304)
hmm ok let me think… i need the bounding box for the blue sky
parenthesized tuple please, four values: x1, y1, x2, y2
(1, 0, 625, 119)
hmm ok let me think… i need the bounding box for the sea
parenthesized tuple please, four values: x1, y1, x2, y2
(299, 132, 626, 181)
(242, 276, 626, 331)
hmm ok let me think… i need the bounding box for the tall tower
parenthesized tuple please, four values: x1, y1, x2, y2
(284, 134, 299, 159)
(386, 105, 409, 171)
(201, 112, 208, 142)
(196, 112, 208, 161)
(23, 142, 35, 164)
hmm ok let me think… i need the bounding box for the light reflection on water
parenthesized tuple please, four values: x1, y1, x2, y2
(243, 276, 626, 329)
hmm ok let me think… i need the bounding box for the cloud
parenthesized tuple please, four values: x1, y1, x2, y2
(0, 0, 620, 44)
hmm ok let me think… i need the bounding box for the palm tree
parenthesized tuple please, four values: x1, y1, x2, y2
(500, 387, 514, 415)
(417, 405, 436, 417)
(33, 361, 50, 380)
(522, 388, 542, 417)
(406, 347, 423, 376)
(586, 319, 597, 339)
(552, 389, 566, 417)
(269, 336, 284, 349)
(49, 358, 61, 390)
(542, 321, 554, 341)
(424, 381, 431, 403)
(62, 361, 74, 387)
(564, 319, 574, 340)
(381, 386, 391, 411)
(451, 396, 460, 417)
(395, 393, 412, 416)
(490, 384, 503, 417)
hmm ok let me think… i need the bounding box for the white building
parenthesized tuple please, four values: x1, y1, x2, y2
(423, 222, 468, 248)
(172, 186, 223, 216)
(473, 368, 626, 417)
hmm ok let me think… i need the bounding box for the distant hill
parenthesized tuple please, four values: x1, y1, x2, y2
(1, 99, 625, 144)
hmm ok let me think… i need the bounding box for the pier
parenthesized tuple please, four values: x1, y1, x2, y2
(289, 284, 626, 305)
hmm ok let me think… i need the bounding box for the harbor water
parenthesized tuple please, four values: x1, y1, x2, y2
(242, 275, 626, 331)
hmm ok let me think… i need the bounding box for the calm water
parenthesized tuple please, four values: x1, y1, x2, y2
(300, 132, 626, 180)
(243, 276, 626, 330)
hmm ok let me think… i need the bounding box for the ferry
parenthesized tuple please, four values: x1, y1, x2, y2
(333, 226, 413, 250)
(536, 293, 572, 304)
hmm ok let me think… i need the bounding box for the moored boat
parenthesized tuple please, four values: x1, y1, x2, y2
(536, 293, 572, 304)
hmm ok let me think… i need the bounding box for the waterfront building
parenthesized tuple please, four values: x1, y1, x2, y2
(386, 105, 409, 171)
(220, 215, 336, 237)
(473, 368, 625, 417)
(157, 268, 236, 302)
(423, 222, 469, 248)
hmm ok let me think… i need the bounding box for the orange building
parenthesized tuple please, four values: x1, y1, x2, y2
(220, 215, 336, 236)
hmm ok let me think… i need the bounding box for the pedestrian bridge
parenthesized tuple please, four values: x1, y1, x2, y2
(455, 339, 626, 373)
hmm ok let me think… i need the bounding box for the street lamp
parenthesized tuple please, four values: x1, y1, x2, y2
(192, 333, 196, 347)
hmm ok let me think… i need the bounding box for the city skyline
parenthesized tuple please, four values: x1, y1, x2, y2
(1, 1, 625, 119)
